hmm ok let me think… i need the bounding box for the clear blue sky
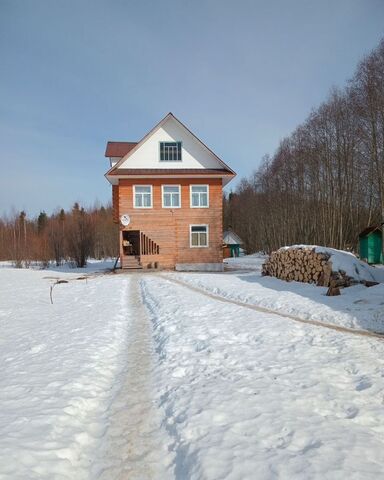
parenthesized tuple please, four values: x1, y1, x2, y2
(1, 0, 383, 217)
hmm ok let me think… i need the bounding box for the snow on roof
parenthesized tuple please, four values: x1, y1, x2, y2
(223, 230, 243, 245)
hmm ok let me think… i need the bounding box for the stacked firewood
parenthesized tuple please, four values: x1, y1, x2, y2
(262, 247, 350, 289)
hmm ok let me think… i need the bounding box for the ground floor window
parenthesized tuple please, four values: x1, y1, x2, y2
(190, 225, 208, 247)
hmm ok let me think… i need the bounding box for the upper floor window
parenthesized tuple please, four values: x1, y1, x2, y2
(190, 185, 209, 208)
(162, 185, 181, 208)
(160, 141, 182, 161)
(190, 225, 209, 247)
(134, 185, 152, 208)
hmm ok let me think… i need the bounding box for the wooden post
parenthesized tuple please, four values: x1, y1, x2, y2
(119, 230, 124, 269)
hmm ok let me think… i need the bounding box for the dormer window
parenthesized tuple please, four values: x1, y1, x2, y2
(160, 141, 182, 161)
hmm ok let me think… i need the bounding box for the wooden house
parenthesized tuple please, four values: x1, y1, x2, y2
(359, 225, 383, 264)
(105, 113, 236, 270)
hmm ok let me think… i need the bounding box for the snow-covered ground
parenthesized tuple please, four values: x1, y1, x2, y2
(0, 268, 153, 479)
(143, 275, 384, 479)
(224, 252, 266, 271)
(1, 262, 384, 478)
(180, 254, 384, 334)
(0, 258, 116, 274)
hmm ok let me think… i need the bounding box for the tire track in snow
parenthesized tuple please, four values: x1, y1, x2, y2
(158, 275, 384, 340)
(97, 275, 172, 480)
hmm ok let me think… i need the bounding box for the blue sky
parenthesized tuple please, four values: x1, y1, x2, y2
(1, 0, 383, 216)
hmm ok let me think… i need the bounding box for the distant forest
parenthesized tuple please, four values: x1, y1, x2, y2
(224, 39, 384, 254)
(0, 204, 118, 267)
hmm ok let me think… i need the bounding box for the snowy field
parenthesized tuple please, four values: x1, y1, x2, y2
(1, 260, 384, 478)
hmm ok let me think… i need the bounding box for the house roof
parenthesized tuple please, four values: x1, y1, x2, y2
(359, 225, 382, 237)
(105, 113, 236, 182)
(105, 142, 138, 157)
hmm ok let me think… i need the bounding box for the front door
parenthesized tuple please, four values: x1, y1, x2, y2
(122, 230, 140, 256)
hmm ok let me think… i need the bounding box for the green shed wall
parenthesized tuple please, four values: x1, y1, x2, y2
(359, 231, 382, 264)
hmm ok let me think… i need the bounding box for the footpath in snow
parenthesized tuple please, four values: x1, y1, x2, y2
(170, 254, 384, 334)
(95, 275, 173, 480)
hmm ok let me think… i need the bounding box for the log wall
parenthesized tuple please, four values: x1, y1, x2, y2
(117, 177, 223, 269)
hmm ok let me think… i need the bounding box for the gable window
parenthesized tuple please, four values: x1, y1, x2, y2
(160, 141, 182, 161)
(190, 225, 208, 247)
(190, 185, 209, 208)
(162, 185, 181, 208)
(134, 185, 152, 208)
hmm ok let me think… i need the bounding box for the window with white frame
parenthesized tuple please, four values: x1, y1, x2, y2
(190, 185, 209, 207)
(190, 225, 208, 247)
(134, 185, 152, 208)
(160, 141, 182, 161)
(162, 185, 181, 208)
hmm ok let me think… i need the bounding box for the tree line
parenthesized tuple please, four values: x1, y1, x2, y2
(224, 38, 384, 255)
(0, 203, 118, 268)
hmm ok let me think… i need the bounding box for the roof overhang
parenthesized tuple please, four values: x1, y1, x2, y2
(105, 169, 235, 186)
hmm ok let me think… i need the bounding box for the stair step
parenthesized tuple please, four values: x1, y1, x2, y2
(122, 254, 142, 270)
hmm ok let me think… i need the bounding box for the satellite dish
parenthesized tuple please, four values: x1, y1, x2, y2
(120, 214, 130, 226)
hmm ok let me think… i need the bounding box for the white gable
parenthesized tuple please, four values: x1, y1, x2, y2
(118, 116, 224, 170)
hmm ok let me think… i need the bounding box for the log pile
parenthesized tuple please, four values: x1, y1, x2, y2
(261, 246, 357, 289)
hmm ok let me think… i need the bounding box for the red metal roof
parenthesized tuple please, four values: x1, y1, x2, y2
(105, 142, 138, 157)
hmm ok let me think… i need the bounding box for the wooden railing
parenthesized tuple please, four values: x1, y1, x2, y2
(140, 232, 160, 255)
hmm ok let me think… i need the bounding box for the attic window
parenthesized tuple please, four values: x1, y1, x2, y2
(160, 142, 182, 161)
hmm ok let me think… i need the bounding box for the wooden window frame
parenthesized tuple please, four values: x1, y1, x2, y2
(133, 185, 153, 209)
(162, 185, 181, 208)
(190, 184, 209, 208)
(190, 224, 209, 248)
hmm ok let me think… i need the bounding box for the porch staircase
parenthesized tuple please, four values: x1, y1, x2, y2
(120, 232, 160, 269)
(121, 255, 143, 270)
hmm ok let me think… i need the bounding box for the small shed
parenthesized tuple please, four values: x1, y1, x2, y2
(359, 225, 383, 264)
(223, 230, 244, 258)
